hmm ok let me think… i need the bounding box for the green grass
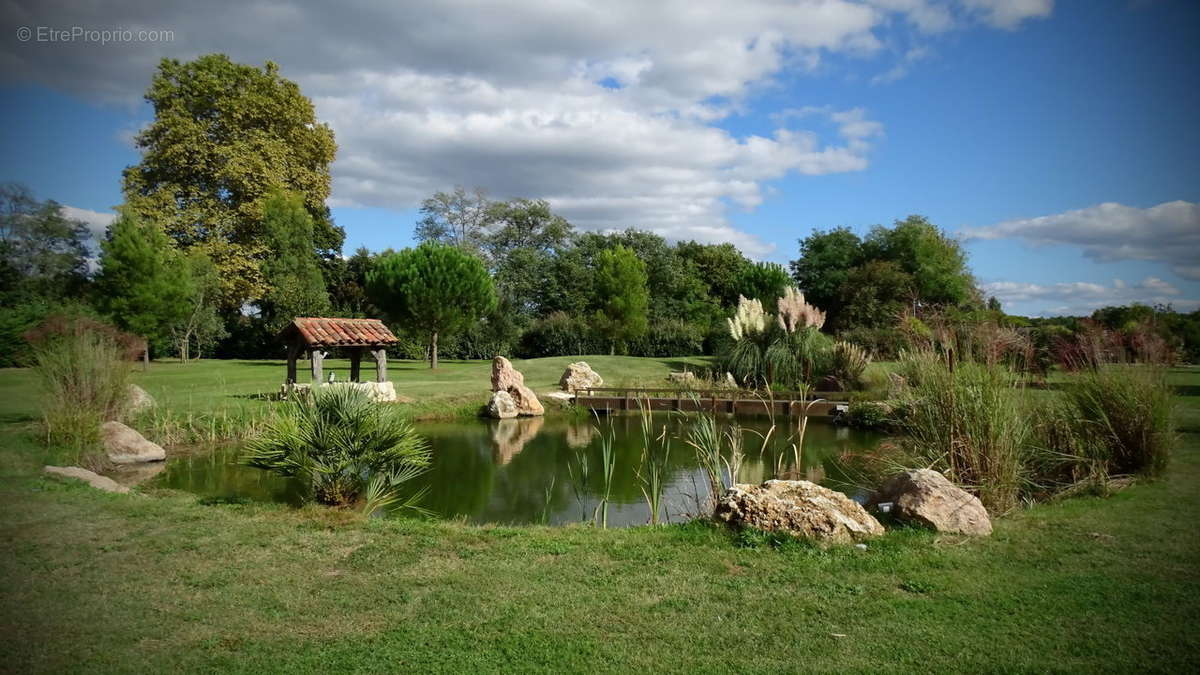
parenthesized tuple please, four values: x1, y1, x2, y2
(0, 354, 712, 424)
(0, 361, 1198, 671)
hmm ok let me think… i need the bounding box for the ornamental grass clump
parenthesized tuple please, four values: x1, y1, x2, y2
(1062, 366, 1174, 477)
(896, 352, 1029, 513)
(243, 386, 430, 515)
(30, 321, 133, 462)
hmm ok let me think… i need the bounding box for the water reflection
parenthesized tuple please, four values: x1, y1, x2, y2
(152, 413, 883, 526)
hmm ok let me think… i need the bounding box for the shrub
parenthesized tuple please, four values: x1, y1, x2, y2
(516, 312, 602, 358)
(629, 319, 705, 357)
(29, 319, 134, 461)
(242, 386, 431, 513)
(842, 401, 894, 430)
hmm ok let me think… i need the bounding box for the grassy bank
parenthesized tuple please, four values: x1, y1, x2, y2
(0, 362, 1197, 671)
(0, 354, 712, 426)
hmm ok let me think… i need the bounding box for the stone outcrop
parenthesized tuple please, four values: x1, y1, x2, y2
(870, 469, 992, 536)
(100, 421, 166, 464)
(559, 361, 603, 393)
(44, 466, 130, 494)
(715, 480, 884, 543)
(490, 356, 544, 416)
(126, 384, 155, 414)
(487, 390, 518, 419)
(491, 356, 525, 391)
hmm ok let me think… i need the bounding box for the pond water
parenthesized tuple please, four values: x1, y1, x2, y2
(151, 413, 883, 527)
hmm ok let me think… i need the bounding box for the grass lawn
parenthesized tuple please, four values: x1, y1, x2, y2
(0, 361, 1197, 671)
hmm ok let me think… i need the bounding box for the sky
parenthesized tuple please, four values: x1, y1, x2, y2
(1, 0, 1197, 317)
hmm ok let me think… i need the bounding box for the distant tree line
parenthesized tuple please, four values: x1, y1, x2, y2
(3, 52, 1196, 367)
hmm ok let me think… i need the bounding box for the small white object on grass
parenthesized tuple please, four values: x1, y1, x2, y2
(855, 543, 868, 551)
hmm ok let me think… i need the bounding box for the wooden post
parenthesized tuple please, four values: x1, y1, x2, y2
(311, 349, 326, 384)
(286, 341, 300, 384)
(349, 348, 362, 382)
(142, 345, 149, 372)
(372, 348, 387, 383)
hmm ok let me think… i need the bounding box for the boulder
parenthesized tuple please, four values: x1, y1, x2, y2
(44, 466, 130, 494)
(487, 390, 519, 419)
(559, 361, 603, 393)
(489, 356, 543, 416)
(100, 421, 166, 464)
(667, 371, 697, 385)
(870, 469, 992, 536)
(491, 356, 525, 391)
(126, 384, 155, 413)
(715, 480, 884, 543)
(509, 383, 545, 417)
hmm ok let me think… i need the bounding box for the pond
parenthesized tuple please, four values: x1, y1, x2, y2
(151, 413, 884, 527)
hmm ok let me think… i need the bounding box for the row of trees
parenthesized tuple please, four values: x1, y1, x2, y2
(3, 51, 1196, 367)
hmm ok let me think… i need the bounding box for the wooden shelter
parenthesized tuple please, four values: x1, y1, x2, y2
(280, 318, 398, 385)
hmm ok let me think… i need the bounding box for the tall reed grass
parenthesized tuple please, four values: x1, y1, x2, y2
(31, 326, 132, 463)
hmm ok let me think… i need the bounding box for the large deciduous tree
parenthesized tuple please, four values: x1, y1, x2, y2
(258, 189, 331, 332)
(789, 226, 864, 325)
(366, 242, 496, 368)
(413, 186, 493, 254)
(0, 183, 90, 305)
(94, 209, 194, 353)
(592, 245, 649, 354)
(121, 53, 340, 308)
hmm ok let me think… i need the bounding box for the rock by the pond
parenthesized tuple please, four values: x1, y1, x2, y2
(667, 371, 697, 384)
(44, 466, 130, 493)
(126, 384, 155, 413)
(871, 469, 992, 536)
(487, 390, 519, 419)
(545, 391, 574, 404)
(559, 361, 603, 393)
(100, 421, 166, 464)
(109, 461, 166, 487)
(715, 479, 884, 543)
(509, 383, 545, 416)
(490, 356, 544, 416)
(282, 381, 399, 403)
(491, 356, 525, 392)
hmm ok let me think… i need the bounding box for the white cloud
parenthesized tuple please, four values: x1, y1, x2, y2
(60, 205, 115, 241)
(963, 200, 1200, 281)
(961, 0, 1054, 29)
(982, 276, 1197, 316)
(1, 1, 1051, 251)
(870, 46, 931, 84)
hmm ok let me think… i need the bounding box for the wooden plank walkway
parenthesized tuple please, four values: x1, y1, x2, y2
(575, 387, 849, 418)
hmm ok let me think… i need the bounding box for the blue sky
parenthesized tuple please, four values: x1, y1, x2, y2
(1, 0, 1197, 316)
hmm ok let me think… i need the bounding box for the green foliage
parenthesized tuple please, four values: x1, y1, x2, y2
(0, 183, 90, 305)
(95, 209, 194, 353)
(516, 312, 600, 358)
(864, 215, 975, 307)
(413, 186, 492, 253)
(242, 386, 430, 510)
(169, 250, 228, 361)
(30, 321, 133, 462)
(843, 400, 895, 430)
(592, 245, 649, 354)
(738, 262, 792, 311)
(789, 226, 864, 324)
(258, 189, 331, 332)
(122, 53, 340, 307)
(367, 242, 497, 368)
(837, 260, 913, 328)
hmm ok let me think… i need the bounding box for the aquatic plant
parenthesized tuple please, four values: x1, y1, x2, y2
(592, 415, 618, 528)
(635, 399, 671, 525)
(242, 386, 430, 513)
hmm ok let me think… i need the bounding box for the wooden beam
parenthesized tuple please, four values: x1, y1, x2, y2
(349, 348, 362, 382)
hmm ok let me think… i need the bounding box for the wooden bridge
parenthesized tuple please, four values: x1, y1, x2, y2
(574, 387, 849, 418)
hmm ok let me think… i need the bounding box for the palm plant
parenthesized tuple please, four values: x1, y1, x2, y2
(243, 386, 430, 514)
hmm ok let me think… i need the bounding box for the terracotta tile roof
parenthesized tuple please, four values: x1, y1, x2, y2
(284, 318, 399, 347)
